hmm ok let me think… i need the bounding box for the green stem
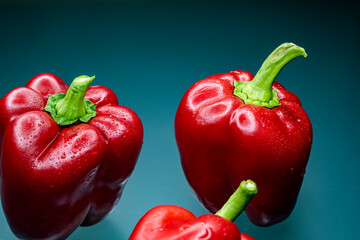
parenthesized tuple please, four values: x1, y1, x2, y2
(233, 42, 307, 108)
(215, 180, 258, 222)
(44, 75, 97, 126)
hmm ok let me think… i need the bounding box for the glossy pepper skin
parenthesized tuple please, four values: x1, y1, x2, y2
(129, 180, 258, 240)
(0, 73, 143, 239)
(175, 43, 312, 226)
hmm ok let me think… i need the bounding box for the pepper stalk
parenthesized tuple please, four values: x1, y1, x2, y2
(215, 180, 258, 222)
(44, 75, 97, 126)
(233, 42, 307, 108)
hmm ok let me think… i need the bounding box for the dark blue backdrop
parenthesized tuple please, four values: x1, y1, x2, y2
(0, 0, 358, 239)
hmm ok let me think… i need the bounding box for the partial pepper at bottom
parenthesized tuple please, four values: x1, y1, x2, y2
(129, 180, 258, 240)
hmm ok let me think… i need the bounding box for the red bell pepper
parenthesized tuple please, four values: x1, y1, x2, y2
(175, 43, 312, 226)
(0, 73, 143, 239)
(129, 180, 258, 240)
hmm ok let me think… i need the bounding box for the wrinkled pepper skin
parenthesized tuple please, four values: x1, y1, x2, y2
(129, 180, 258, 240)
(0, 73, 143, 239)
(175, 43, 312, 226)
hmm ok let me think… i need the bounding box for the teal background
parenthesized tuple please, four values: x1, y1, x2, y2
(0, 0, 359, 239)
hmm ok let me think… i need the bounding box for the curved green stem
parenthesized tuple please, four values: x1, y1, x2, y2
(44, 75, 97, 126)
(233, 42, 307, 108)
(215, 180, 258, 222)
